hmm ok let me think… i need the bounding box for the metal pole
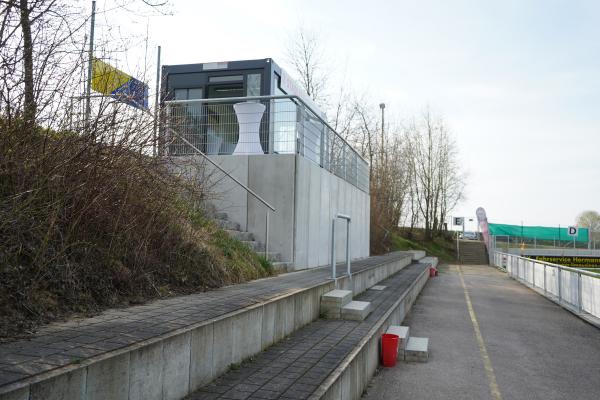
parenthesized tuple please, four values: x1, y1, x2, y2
(558, 267, 562, 303)
(331, 218, 336, 280)
(346, 218, 351, 280)
(84, 1, 96, 126)
(153, 45, 161, 157)
(577, 271, 582, 312)
(456, 231, 460, 262)
(544, 264, 547, 295)
(264, 212, 269, 258)
(379, 103, 385, 163)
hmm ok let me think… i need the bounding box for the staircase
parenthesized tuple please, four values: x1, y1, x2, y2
(459, 240, 489, 264)
(211, 210, 291, 271)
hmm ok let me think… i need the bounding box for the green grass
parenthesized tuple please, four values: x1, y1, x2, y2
(390, 232, 456, 262)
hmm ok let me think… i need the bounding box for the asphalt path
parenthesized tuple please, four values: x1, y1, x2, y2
(362, 264, 600, 400)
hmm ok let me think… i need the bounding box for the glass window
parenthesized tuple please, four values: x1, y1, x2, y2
(247, 74, 261, 97)
(208, 84, 244, 98)
(209, 75, 243, 83)
(174, 89, 188, 100)
(188, 88, 203, 99)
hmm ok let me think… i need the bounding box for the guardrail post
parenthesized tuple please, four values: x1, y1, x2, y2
(577, 271, 582, 313)
(346, 217, 351, 280)
(543, 264, 547, 295)
(558, 267, 562, 303)
(264, 212, 269, 259)
(331, 214, 352, 283)
(331, 218, 336, 281)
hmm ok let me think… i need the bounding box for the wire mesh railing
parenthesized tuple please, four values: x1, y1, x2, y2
(162, 95, 369, 192)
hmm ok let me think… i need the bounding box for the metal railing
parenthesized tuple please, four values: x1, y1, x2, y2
(331, 214, 352, 282)
(492, 251, 600, 320)
(490, 235, 594, 250)
(162, 95, 369, 192)
(163, 116, 275, 259)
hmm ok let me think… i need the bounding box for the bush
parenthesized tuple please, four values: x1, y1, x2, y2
(0, 121, 272, 339)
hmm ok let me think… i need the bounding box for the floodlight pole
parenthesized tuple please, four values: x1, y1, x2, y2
(85, 1, 96, 126)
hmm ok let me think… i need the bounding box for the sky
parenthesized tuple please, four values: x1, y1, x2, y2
(94, 0, 600, 231)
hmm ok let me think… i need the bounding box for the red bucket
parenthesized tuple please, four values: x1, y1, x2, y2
(381, 333, 399, 367)
(429, 267, 438, 277)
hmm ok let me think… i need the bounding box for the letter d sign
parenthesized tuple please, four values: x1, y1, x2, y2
(567, 226, 578, 237)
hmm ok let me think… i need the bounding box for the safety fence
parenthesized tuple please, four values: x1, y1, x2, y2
(162, 95, 369, 192)
(492, 252, 600, 320)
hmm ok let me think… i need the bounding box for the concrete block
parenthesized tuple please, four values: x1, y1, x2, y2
(261, 302, 277, 350)
(190, 323, 214, 391)
(370, 285, 386, 291)
(341, 301, 372, 321)
(321, 289, 352, 307)
(30, 368, 86, 400)
(85, 353, 130, 400)
(340, 366, 351, 400)
(323, 378, 341, 400)
(386, 326, 410, 350)
(128, 342, 163, 400)
(212, 318, 233, 377)
(0, 388, 29, 400)
(405, 337, 429, 362)
(232, 307, 263, 363)
(294, 290, 315, 329)
(407, 250, 426, 261)
(274, 296, 295, 340)
(422, 256, 439, 268)
(162, 332, 191, 400)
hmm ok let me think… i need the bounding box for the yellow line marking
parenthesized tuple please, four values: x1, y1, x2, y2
(457, 265, 503, 400)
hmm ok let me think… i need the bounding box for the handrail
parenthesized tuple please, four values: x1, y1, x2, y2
(331, 213, 352, 283)
(494, 251, 600, 279)
(164, 126, 275, 212)
(164, 94, 369, 165)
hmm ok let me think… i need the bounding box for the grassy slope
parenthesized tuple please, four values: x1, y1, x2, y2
(390, 230, 457, 263)
(0, 125, 273, 339)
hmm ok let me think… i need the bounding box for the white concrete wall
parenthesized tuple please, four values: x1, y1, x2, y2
(174, 154, 370, 270)
(293, 155, 370, 269)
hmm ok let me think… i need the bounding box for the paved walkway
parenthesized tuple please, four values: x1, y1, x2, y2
(0, 252, 410, 388)
(187, 263, 428, 400)
(362, 264, 600, 400)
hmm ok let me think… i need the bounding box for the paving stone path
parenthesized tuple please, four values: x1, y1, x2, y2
(0, 252, 410, 387)
(186, 262, 428, 400)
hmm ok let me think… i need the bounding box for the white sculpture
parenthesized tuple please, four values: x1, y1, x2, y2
(232, 101, 265, 155)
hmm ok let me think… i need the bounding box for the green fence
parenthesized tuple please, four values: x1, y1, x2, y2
(488, 223, 589, 243)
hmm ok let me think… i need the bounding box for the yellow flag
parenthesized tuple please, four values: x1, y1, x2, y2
(91, 58, 132, 95)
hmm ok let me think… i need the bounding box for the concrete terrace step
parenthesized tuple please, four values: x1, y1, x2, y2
(0, 252, 414, 400)
(241, 240, 265, 252)
(405, 336, 429, 362)
(341, 300, 372, 321)
(215, 219, 240, 231)
(421, 256, 439, 269)
(212, 211, 229, 221)
(225, 230, 254, 241)
(186, 262, 430, 400)
(320, 290, 353, 319)
(387, 325, 410, 356)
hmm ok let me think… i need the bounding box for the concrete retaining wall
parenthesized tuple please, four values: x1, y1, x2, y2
(313, 267, 430, 400)
(0, 256, 410, 400)
(173, 154, 369, 269)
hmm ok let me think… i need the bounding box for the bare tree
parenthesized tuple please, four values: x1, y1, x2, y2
(285, 26, 329, 106)
(407, 109, 464, 239)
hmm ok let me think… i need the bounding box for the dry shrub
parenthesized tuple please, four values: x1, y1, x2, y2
(0, 119, 271, 339)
